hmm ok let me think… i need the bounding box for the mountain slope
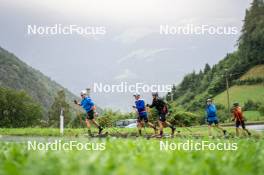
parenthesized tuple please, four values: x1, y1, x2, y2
(214, 85, 264, 106)
(240, 65, 264, 80)
(0, 46, 79, 117)
(214, 64, 264, 107)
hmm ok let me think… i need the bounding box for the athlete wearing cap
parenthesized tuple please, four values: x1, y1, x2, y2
(74, 89, 103, 136)
(133, 93, 157, 136)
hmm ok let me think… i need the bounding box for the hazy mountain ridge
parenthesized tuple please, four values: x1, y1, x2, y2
(0, 46, 80, 116)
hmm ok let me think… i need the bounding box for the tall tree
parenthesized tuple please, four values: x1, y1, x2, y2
(48, 90, 71, 127)
(0, 87, 43, 127)
(239, 0, 264, 65)
(204, 63, 211, 74)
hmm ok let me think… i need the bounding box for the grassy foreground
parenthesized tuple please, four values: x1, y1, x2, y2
(0, 128, 264, 175)
(0, 137, 264, 175)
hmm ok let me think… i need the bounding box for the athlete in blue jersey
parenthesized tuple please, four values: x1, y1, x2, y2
(132, 93, 157, 136)
(74, 90, 103, 136)
(206, 98, 227, 137)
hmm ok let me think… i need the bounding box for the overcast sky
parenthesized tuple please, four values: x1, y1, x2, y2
(0, 0, 252, 112)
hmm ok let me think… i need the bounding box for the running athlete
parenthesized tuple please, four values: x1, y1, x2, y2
(132, 93, 157, 136)
(74, 90, 103, 136)
(147, 92, 176, 138)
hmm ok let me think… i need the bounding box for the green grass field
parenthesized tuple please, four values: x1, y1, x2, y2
(213, 66, 264, 122)
(214, 85, 264, 107)
(0, 128, 263, 175)
(244, 111, 263, 121)
(0, 137, 264, 175)
(214, 65, 264, 107)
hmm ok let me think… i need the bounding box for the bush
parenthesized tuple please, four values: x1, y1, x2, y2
(98, 115, 113, 127)
(233, 78, 264, 85)
(213, 103, 229, 123)
(243, 100, 261, 111)
(68, 113, 86, 128)
(216, 109, 230, 123)
(187, 100, 202, 112)
(181, 92, 196, 104)
(215, 103, 226, 110)
(169, 111, 200, 126)
(0, 87, 43, 127)
(97, 110, 135, 127)
(258, 105, 264, 116)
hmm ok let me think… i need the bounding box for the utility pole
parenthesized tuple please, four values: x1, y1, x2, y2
(224, 69, 230, 114)
(170, 92, 173, 101)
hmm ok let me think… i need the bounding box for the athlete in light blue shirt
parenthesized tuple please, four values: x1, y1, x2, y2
(206, 99, 227, 137)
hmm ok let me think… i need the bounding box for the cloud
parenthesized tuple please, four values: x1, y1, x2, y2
(117, 48, 174, 64)
(114, 69, 138, 80)
(113, 28, 155, 44)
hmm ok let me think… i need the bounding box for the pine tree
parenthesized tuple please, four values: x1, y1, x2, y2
(239, 0, 264, 65)
(203, 63, 211, 74)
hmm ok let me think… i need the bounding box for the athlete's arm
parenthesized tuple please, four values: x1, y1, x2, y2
(74, 100, 81, 106)
(147, 100, 155, 108)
